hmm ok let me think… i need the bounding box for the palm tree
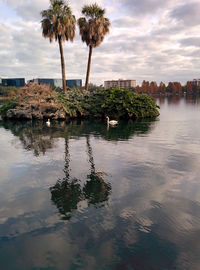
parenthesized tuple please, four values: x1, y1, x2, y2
(78, 3, 110, 91)
(41, 0, 76, 93)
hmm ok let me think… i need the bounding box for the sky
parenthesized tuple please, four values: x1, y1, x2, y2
(0, 0, 200, 86)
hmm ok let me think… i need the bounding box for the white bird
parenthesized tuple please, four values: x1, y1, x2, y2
(106, 116, 118, 126)
(46, 119, 50, 127)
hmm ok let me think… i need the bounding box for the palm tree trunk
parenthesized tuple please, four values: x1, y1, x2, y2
(85, 45, 93, 91)
(58, 36, 66, 93)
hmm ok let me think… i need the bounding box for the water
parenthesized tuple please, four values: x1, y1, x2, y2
(0, 95, 200, 270)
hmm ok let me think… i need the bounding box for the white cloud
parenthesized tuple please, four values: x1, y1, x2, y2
(0, 0, 199, 85)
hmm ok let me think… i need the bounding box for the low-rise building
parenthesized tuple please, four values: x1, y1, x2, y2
(30, 78, 82, 88)
(104, 79, 136, 89)
(66, 79, 82, 88)
(0, 78, 25, 87)
(30, 78, 62, 88)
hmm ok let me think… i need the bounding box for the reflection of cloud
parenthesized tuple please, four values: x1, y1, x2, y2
(0, 128, 31, 182)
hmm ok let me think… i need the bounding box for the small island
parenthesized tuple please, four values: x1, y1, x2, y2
(0, 83, 159, 121)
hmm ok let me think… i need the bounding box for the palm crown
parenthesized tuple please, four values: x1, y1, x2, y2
(41, 0, 76, 42)
(78, 3, 110, 48)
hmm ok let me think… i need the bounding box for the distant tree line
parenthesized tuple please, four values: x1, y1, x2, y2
(134, 81, 200, 95)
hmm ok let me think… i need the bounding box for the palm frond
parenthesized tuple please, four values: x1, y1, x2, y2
(41, 0, 76, 43)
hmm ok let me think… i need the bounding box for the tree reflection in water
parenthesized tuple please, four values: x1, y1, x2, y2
(50, 136, 111, 220)
(83, 136, 111, 207)
(50, 138, 83, 220)
(0, 118, 157, 219)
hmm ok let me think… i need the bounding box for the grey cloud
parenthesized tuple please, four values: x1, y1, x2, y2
(152, 24, 185, 38)
(171, 2, 200, 26)
(117, 0, 171, 15)
(179, 37, 200, 48)
(112, 17, 140, 28)
(5, 0, 49, 21)
(5, 0, 105, 21)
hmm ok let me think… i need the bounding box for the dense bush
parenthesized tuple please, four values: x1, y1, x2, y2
(57, 87, 159, 119)
(88, 87, 159, 118)
(0, 101, 18, 116)
(57, 89, 90, 118)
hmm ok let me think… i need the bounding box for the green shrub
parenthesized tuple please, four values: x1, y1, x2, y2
(56, 87, 159, 119)
(57, 88, 90, 118)
(0, 101, 18, 116)
(88, 87, 159, 119)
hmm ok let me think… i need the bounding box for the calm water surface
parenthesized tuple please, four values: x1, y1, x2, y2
(0, 96, 200, 270)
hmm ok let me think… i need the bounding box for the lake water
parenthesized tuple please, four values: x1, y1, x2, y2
(0, 95, 200, 270)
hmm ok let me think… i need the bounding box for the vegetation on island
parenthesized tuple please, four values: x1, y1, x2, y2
(87, 87, 159, 118)
(0, 101, 18, 117)
(56, 87, 159, 119)
(0, 83, 159, 120)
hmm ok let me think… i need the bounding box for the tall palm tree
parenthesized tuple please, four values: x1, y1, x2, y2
(78, 3, 110, 91)
(41, 0, 76, 93)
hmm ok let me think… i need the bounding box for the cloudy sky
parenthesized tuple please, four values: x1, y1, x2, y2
(0, 0, 200, 86)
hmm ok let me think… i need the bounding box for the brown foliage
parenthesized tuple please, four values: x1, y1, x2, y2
(17, 83, 57, 105)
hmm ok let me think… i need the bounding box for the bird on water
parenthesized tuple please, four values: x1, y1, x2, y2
(106, 116, 118, 126)
(46, 119, 50, 127)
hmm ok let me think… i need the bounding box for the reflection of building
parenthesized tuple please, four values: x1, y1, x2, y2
(187, 79, 200, 87)
(0, 78, 25, 87)
(30, 78, 82, 88)
(104, 79, 136, 89)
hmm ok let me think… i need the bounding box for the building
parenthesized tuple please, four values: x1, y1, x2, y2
(31, 78, 82, 88)
(104, 79, 136, 89)
(0, 78, 25, 87)
(66, 79, 82, 88)
(31, 78, 62, 88)
(187, 79, 200, 87)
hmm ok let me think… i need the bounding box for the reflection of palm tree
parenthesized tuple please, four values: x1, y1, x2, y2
(50, 135, 111, 219)
(83, 135, 111, 206)
(50, 177, 82, 220)
(50, 138, 83, 220)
